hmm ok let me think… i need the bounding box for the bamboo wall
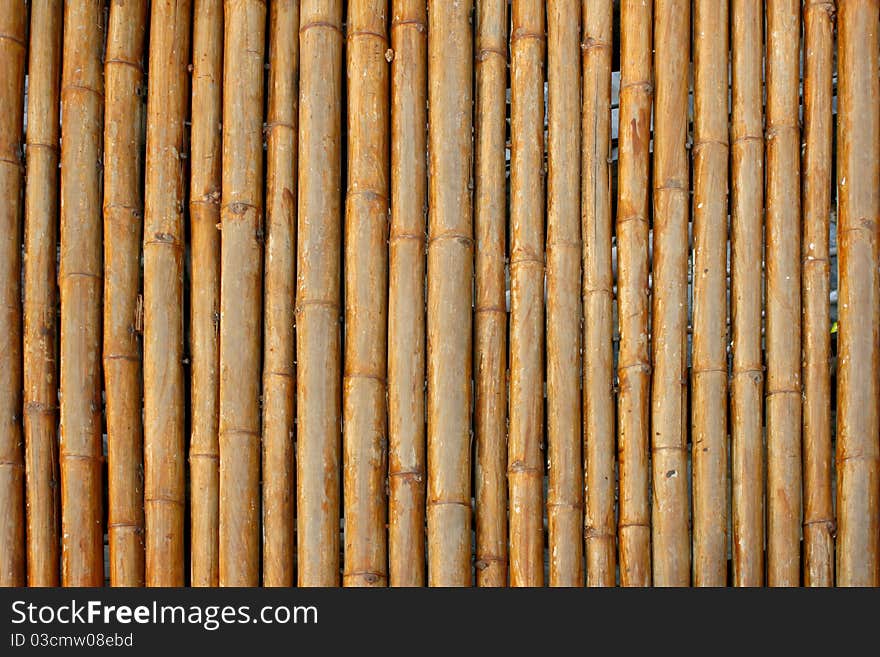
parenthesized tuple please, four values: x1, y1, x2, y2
(0, 0, 878, 587)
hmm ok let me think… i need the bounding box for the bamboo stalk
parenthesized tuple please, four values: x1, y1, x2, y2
(802, 0, 834, 588)
(427, 0, 474, 587)
(23, 0, 63, 588)
(730, 0, 764, 587)
(473, 0, 508, 588)
(616, 0, 653, 587)
(836, 0, 880, 587)
(297, 0, 343, 587)
(343, 0, 390, 588)
(580, 0, 614, 588)
(189, 0, 223, 588)
(765, 0, 802, 587)
(0, 0, 27, 588)
(691, 0, 729, 586)
(651, 0, 690, 586)
(219, 0, 265, 587)
(262, 0, 298, 588)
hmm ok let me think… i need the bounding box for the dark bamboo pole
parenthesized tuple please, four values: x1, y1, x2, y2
(23, 0, 63, 587)
(59, 0, 105, 587)
(104, 0, 147, 587)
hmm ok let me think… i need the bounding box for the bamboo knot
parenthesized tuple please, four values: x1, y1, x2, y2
(581, 38, 612, 52)
(391, 18, 427, 34)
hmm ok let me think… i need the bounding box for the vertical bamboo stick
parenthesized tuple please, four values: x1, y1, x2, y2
(651, 0, 690, 586)
(427, 0, 474, 587)
(219, 0, 265, 587)
(802, 0, 835, 588)
(691, 0, 729, 586)
(0, 0, 26, 588)
(297, 0, 343, 587)
(343, 0, 390, 588)
(59, 0, 105, 587)
(474, 0, 508, 588)
(580, 0, 614, 588)
(23, 0, 63, 588)
(262, 0, 298, 588)
(836, 0, 880, 587)
(104, 0, 147, 588)
(730, 0, 764, 588)
(616, 0, 653, 587)
(189, 0, 223, 588)
(765, 0, 801, 587)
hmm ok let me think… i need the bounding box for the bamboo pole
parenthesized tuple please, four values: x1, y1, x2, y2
(765, 0, 801, 586)
(0, 0, 26, 588)
(23, 0, 63, 588)
(473, 0, 508, 588)
(427, 0, 473, 587)
(802, 0, 834, 588)
(580, 0, 614, 588)
(262, 0, 298, 588)
(616, 0, 653, 587)
(219, 0, 265, 587)
(104, 0, 147, 588)
(343, 0, 390, 588)
(297, 0, 343, 587)
(59, 0, 105, 587)
(691, 0, 729, 586)
(189, 0, 223, 588)
(730, 0, 764, 587)
(836, 0, 880, 587)
(651, 0, 690, 586)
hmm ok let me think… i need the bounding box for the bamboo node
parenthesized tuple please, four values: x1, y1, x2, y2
(510, 28, 546, 44)
(390, 18, 427, 34)
(581, 37, 612, 52)
(476, 46, 506, 62)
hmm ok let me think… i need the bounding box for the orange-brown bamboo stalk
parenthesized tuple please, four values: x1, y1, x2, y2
(651, 0, 690, 586)
(427, 0, 474, 587)
(691, 0, 729, 586)
(765, 0, 802, 587)
(616, 0, 653, 587)
(23, 0, 63, 588)
(473, 0, 508, 588)
(262, 0, 298, 588)
(59, 0, 105, 587)
(730, 0, 764, 588)
(297, 0, 343, 587)
(143, 0, 191, 587)
(580, 0, 614, 588)
(104, 0, 147, 588)
(189, 0, 223, 588)
(509, 0, 546, 588)
(0, 0, 26, 587)
(836, 0, 880, 587)
(343, 0, 389, 588)
(801, 0, 835, 588)
(219, 0, 265, 587)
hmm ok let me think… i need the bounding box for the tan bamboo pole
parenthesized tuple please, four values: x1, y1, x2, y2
(765, 0, 801, 586)
(691, 0, 729, 586)
(616, 0, 652, 587)
(0, 0, 26, 587)
(473, 0, 508, 588)
(297, 0, 343, 587)
(59, 0, 105, 587)
(343, 0, 389, 588)
(651, 0, 690, 586)
(389, 0, 428, 588)
(23, 0, 63, 588)
(104, 0, 147, 588)
(802, 0, 834, 588)
(262, 0, 298, 588)
(427, 0, 473, 587)
(730, 0, 764, 588)
(189, 0, 223, 588)
(580, 0, 614, 588)
(219, 0, 265, 587)
(836, 0, 880, 587)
